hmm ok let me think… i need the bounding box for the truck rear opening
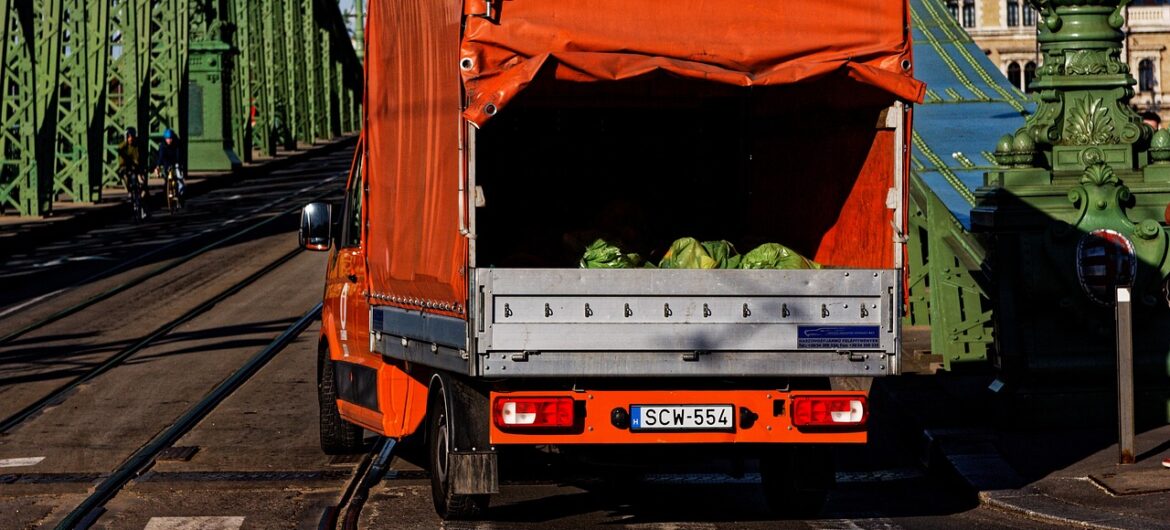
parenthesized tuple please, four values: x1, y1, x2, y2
(476, 77, 902, 272)
(446, 77, 905, 380)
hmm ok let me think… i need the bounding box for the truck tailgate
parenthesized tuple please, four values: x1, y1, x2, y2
(473, 268, 899, 377)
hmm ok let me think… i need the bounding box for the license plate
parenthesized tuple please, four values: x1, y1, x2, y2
(629, 404, 734, 431)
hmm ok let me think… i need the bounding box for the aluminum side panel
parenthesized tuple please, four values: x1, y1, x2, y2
(475, 268, 901, 377)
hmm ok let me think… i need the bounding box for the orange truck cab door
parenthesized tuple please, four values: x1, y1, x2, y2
(324, 151, 382, 431)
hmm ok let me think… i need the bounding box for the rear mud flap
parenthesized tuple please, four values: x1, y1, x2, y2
(435, 374, 498, 494)
(450, 451, 499, 495)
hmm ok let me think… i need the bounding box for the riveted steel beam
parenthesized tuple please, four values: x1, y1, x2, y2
(149, 0, 188, 159)
(260, 0, 285, 155)
(105, 0, 153, 189)
(322, 29, 337, 138)
(53, 0, 111, 204)
(244, 0, 264, 155)
(2, 0, 66, 217)
(908, 173, 994, 370)
(315, 26, 328, 139)
(229, 0, 253, 162)
(1, 0, 46, 216)
(312, 0, 361, 135)
(302, 0, 320, 143)
(333, 59, 345, 136)
(284, 0, 307, 146)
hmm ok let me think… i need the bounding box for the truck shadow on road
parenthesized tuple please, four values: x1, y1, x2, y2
(386, 436, 981, 525)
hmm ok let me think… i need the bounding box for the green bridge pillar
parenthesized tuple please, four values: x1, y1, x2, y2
(975, 0, 1170, 423)
(186, 1, 239, 171)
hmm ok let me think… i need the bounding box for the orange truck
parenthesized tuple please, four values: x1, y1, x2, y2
(301, 0, 924, 519)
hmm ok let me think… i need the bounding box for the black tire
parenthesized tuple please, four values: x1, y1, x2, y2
(129, 179, 143, 223)
(165, 171, 179, 214)
(428, 389, 489, 520)
(122, 170, 142, 223)
(759, 444, 835, 518)
(318, 345, 364, 455)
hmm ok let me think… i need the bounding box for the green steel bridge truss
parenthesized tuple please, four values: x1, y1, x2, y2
(0, 0, 361, 217)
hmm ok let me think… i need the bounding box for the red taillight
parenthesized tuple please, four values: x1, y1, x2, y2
(492, 397, 575, 429)
(790, 396, 868, 427)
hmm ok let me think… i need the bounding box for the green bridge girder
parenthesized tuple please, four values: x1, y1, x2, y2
(0, 0, 361, 217)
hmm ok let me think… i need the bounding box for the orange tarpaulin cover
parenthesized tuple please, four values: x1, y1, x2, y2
(365, 0, 467, 316)
(364, 0, 922, 316)
(461, 0, 924, 125)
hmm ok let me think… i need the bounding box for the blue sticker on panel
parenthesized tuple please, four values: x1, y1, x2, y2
(797, 326, 881, 349)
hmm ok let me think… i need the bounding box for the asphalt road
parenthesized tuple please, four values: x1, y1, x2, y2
(0, 145, 1073, 529)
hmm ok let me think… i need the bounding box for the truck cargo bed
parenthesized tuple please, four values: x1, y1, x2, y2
(475, 268, 898, 377)
(372, 268, 900, 378)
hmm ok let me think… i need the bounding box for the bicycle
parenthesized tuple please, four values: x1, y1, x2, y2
(120, 167, 148, 222)
(161, 165, 184, 214)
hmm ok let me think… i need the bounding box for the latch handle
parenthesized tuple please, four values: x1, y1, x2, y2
(838, 350, 868, 362)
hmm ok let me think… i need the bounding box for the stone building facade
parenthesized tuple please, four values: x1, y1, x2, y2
(952, 0, 1170, 121)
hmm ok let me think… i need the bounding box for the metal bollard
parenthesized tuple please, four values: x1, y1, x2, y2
(1116, 286, 1135, 465)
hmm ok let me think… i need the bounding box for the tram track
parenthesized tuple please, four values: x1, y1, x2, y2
(53, 302, 324, 530)
(0, 149, 351, 528)
(0, 173, 344, 346)
(0, 245, 306, 435)
(319, 438, 397, 530)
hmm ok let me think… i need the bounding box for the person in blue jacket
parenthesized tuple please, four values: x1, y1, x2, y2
(155, 128, 185, 198)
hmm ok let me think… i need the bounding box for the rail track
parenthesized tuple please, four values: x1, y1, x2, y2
(0, 246, 306, 434)
(54, 303, 324, 529)
(0, 146, 355, 529)
(318, 438, 397, 530)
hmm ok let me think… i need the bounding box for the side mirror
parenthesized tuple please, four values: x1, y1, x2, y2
(299, 202, 332, 251)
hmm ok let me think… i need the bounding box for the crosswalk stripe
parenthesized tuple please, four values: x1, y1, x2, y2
(0, 457, 45, 468)
(810, 518, 903, 530)
(143, 516, 245, 530)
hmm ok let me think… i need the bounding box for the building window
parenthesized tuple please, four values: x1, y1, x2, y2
(1140, 59, 1157, 92)
(962, 0, 976, 28)
(1024, 61, 1037, 92)
(1007, 1, 1019, 27)
(947, 0, 959, 21)
(1008, 62, 1022, 90)
(1023, 5, 1036, 26)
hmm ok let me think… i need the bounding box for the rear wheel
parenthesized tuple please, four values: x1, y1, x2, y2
(165, 168, 180, 214)
(428, 389, 488, 519)
(318, 345, 364, 455)
(759, 444, 835, 518)
(127, 173, 144, 222)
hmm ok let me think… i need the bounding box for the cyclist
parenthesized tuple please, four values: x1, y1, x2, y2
(154, 128, 185, 205)
(117, 127, 149, 219)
